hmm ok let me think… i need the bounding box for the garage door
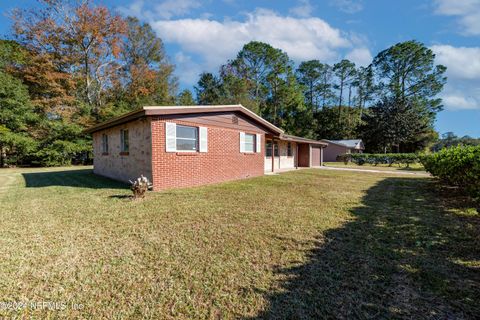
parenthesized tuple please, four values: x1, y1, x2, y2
(311, 146, 321, 166)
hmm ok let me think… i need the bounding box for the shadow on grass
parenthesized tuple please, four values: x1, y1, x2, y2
(250, 177, 479, 319)
(22, 169, 128, 189)
(109, 194, 134, 199)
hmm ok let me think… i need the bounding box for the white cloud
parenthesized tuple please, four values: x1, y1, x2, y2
(174, 52, 204, 85)
(431, 45, 480, 79)
(154, 0, 201, 19)
(289, 0, 314, 18)
(434, 0, 480, 35)
(345, 47, 372, 66)
(441, 94, 478, 110)
(118, 0, 201, 20)
(330, 0, 363, 14)
(150, 9, 357, 84)
(431, 44, 480, 110)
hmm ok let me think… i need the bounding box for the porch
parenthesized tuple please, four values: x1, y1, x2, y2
(264, 134, 328, 173)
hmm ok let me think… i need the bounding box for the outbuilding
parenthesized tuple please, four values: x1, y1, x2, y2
(85, 105, 327, 190)
(322, 139, 365, 162)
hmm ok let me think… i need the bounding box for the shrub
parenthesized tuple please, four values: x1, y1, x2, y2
(422, 145, 480, 200)
(339, 153, 422, 167)
(336, 153, 351, 164)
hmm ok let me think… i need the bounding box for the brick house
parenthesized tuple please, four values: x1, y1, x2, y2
(85, 105, 327, 191)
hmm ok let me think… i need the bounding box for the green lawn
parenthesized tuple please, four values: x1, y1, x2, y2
(0, 166, 478, 318)
(324, 161, 426, 172)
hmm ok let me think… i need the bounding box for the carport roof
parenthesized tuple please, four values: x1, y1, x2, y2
(280, 134, 328, 146)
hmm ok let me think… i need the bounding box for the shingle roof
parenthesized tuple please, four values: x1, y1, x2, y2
(84, 105, 284, 134)
(324, 139, 364, 149)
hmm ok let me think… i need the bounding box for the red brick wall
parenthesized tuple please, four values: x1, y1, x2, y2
(150, 116, 265, 190)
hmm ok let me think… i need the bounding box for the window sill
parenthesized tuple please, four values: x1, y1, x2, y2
(242, 152, 257, 155)
(119, 152, 129, 156)
(176, 152, 199, 156)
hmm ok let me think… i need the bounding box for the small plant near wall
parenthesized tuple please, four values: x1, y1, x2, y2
(129, 175, 152, 199)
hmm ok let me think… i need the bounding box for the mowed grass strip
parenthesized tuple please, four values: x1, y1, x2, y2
(0, 167, 478, 319)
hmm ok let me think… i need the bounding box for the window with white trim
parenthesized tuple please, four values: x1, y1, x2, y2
(102, 134, 109, 154)
(244, 133, 255, 153)
(176, 125, 198, 151)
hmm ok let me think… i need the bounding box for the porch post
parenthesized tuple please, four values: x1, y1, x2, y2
(309, 144, 312, 167)
(295, 144, 299, 169)
(271, 139, 275, 172)
(321, 146, 324, 166)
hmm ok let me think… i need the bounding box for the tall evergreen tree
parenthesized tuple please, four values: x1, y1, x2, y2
(296, 60, 334, 111)
(366, 40, 447, 152)
(195, 72, 222, 105)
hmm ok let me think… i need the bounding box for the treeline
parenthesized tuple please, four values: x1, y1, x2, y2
(431, 132, 480, 151)
(0, 0, 449, 166)
(1, 0, 179, 166)
(194, 40, 447, 153)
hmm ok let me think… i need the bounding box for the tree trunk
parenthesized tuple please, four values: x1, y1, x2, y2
(348, 85, 352, 107)
(0, 145, 4, 168)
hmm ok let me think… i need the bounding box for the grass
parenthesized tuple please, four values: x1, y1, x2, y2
(324, 161, 426, 172)
(0, 166, 478, 318)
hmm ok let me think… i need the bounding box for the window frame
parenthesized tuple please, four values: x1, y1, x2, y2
(120, 129, 129, 154)
(287, 142, 293, 157)
(101, 133, 109, 155)
(265, 140, 279, 157)
(266, 141, 272, 157)
(175, 124, 199, 152)
(244, 133, 256, 153)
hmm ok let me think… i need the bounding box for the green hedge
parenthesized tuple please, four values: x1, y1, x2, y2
(422, 145, 480, 200)
(336, 153, 421, 166)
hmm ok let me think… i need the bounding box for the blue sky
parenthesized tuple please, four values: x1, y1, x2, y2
(1, 0, 479, 137)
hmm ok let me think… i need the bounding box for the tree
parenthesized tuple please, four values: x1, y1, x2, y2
(120, 17, 177, 108)
(431, 132, 480, 152)
(353, 66, 375, 111)
(372, 40, 447, 112)
(177, 89, 195, 105)
(13, 0, 127, 114)
(0, 51, 38, 166)
(315, 106, 363, 140)
(367, 40, 447, 152)
(296, 60, 334, 111)
(333, 59, 356, 108)
(228, 42, 291, 116)
(195, 72, 222, 105)
(361, 98, 434, 153)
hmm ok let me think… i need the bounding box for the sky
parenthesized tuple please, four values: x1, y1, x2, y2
(1, 0, 479, 137)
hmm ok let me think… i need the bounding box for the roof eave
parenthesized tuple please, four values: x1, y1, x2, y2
(83, 105, 284, 135)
